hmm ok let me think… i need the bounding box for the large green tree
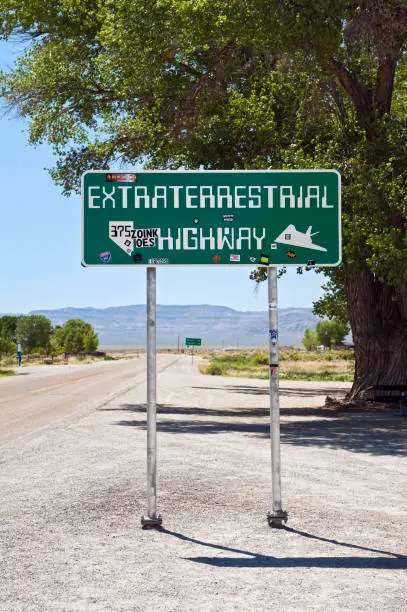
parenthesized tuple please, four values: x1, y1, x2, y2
(316, 319, 349, 350)
(302, 328, 318, 352)
(0, 337, 15, 355)
(53, 319, 99, 354)
(16, 315, 52, 353)
(2, 1, 407, 397)
(0, 315, 20, 343)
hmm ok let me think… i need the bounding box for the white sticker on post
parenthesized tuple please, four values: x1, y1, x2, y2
(269, 302, 278, 310)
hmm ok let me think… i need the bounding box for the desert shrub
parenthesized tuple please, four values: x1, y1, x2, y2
(252, 353, 268, 365)
(280, 370, 353, 382)
(334, 350, 355, 360)
(209, 355, 248, 369)
(285, 351, 301, 361)
(2, 357, 16, 366)
(206, 361, 228, 376)
(32, 347, 47, 356)
(280, 351, 303, 361)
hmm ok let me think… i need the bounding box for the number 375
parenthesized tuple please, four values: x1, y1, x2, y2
(110, 224, 134, 238)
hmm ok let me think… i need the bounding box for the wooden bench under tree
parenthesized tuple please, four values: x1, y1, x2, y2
(365, 385, 407, 416)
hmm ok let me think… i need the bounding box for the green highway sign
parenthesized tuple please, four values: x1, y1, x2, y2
(185, 338, 202, 346)
(82, 170, 341, 267)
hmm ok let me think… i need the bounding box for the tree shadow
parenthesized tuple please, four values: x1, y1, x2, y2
(101, 403, 341, 418)
(160, 527, 407, 569)
(192, 384, 348, 398)
(105, 403, 406, 456)
(280, 417, 406, 456)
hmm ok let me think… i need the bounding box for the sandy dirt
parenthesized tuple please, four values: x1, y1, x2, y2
(0, 355, 406, 611)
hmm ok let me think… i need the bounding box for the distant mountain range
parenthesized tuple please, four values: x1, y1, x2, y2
(28, 305, 318, 348)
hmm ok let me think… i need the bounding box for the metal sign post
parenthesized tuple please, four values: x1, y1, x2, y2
(267, 267, 288, 528)
(141, 267, 162, 529)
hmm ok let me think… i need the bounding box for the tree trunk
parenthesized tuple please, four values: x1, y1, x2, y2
(345, 265, 407, 400)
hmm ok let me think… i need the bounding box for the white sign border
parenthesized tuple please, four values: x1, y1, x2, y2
(81, 169, 342, 268)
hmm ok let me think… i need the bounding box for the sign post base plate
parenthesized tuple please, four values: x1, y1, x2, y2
(141, 515, 163, 530)
(267, 510, 288, 529)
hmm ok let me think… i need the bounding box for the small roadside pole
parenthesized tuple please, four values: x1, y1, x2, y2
(267, 267, 288, 528)
(185, 337, 202, 364)
(81, 169, 341, 531)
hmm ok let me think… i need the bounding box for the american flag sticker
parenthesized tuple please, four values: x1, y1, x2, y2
(230, 254, 240, 262)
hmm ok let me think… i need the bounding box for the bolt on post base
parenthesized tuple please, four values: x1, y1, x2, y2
(267, 510, 288, 529)
(141, 515, 163, 530)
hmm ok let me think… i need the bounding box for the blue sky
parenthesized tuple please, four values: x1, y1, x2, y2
(0, 41, 325, 315)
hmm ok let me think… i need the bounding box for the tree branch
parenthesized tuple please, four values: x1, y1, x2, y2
(324, 58, 372, 118)
(375, 53, 399, 116)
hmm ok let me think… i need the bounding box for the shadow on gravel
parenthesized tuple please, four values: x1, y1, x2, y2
(162, 528, 407, 569)
(101, 403, 341, 418)
(192, 385, 347, 397)
(106, 403, 406, 456)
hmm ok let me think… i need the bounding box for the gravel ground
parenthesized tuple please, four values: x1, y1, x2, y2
(0, 356, 406, 611)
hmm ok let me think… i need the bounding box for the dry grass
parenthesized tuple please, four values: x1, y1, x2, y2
(0, 369, 14, 377)
(0, 352, 141, 369)
(200, 350, 354, 382)
(281, 359, 354, 374)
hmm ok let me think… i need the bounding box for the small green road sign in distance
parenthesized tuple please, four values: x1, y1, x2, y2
(82, 170, 341, 267)
(186, 338, 202, 346)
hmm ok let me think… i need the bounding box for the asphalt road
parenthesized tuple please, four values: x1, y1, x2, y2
(0, 355, 177, 452)
(0, 356, 406, 611)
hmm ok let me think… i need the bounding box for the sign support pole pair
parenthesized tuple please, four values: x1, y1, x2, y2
(141, 264, 287, 529)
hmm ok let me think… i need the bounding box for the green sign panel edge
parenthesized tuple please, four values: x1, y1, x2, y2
(81, 169, 341, 268)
